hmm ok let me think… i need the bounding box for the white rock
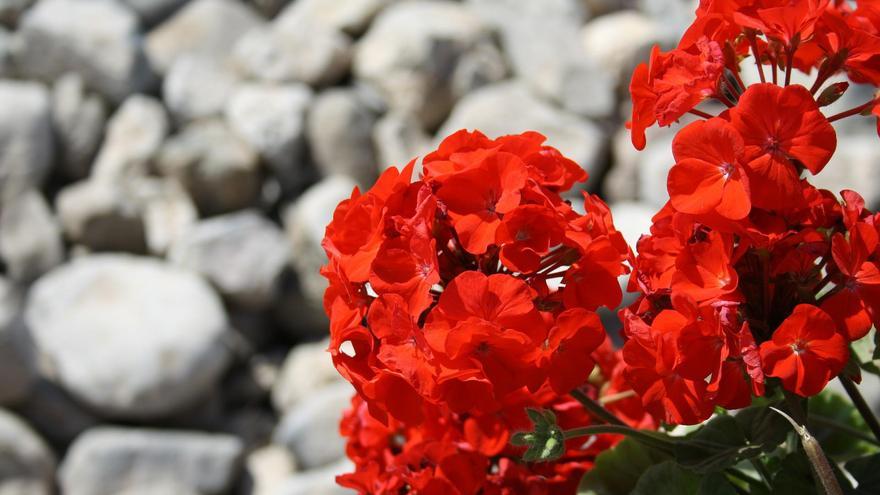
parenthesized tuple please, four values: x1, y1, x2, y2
(128, 178, 198, 256)
(354, 0, 506, 129)
(146, 0, 263, 75)
(225, 83, 313, 192)
(156, 120, 261, 216)
(169, 211, 290, 309)
(16, 0, 154, 103)
(25, 255, 232, 418)
(55, 179, 147, 253)
(272, 338, 341, 413)
(609, 202, 655, 250)
(0, 409, 55, 495)
(91, 95, 169, 181)
(0, 0, 32, 26)
(373, 111, 432, 171)
(243, 444, 297, 495)
(273, 381, 352, 470)
(60, 427, 244, 495)
(14, 378, 100, 448)
(812, 131, 880, 208)
(637, 0, 698, 46)
(163, 56, 240, 124)
(283, 175, 358, 306)
(277, 0, 393, 36)
(307, 88, 380, 186)
(232, 18, 352, 87)
(274, 459, 354, 495)
(581, 11, 659, 78)
(0, 26, 12, 76)
(0, 189, 64, 282)
(0, 80, 53, 200)
(120, 0, 187, 26)
(52, 73, 108, 180)
(466, 0, 616, 118)
(439, 81, 606, 178)
(0, 278, 36, 407)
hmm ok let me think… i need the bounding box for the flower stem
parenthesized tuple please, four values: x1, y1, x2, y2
(599, 389, 636, 405)
(570, 389, 627, 426)
(827, 99, 877, 123)
(688, 108, 716, 119)
(772, 404, 844, 495)
(748, 34, 766, 83)
(838, 375, 880, 443)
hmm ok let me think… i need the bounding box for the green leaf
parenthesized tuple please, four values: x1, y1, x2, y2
(734, 403, 789, 451)
(631, 461, 700, 495)
(846, 453, 880, 494)
(808, 389, 877, 459)
(771, 452, 853, 495)
(578, 437, 670, 495)
(675, 404, 786, 473)
(631, 461, 738, 495)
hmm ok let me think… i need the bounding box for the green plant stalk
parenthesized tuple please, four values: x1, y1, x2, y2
(570, 389, 627, 427)
(838, 375, 880, 444)
(562, 424, 676, 455)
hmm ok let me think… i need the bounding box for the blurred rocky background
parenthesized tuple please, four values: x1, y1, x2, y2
(0, 0, 878, 493)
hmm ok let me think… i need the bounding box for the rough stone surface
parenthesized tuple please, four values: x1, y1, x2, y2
(0, 408, 55, 495)
(274, 459, 353, 495)
(163, 56, 240, 124)
(273, 381, 351, 470)
(0, 80, 53, 199)
(15, 0, 154, 103)
(156, 120, 261, 216)
(277, 0, 392, 36)
(13, 378, 100, 449)
(439, 81, 606, 177)
(581, 10, 658, 78)
(0, 278, 36, 407)
(373, 111, 432, 171)
(271, 338, 341, 413)
(225, 83, 313, 192)
(307, 88, 381, 186)
(127, 178, 198, 256)
(467, 0, 616, 118)
(0, 0, 32, 27)
(146, 0, 264, 75)
(243, 444, 297, 495)
(120, 0, 187, 26)
(55, 179, 147, 254)
(232, 16, 352, 87)
(25, 255, 232, 419)
(609, 201, 655, 250)
(283, 175, 358, 307)
(91, 95, 169, 181)
(0, 189, 64, 282)
(168, 211, 290, 309)
(354, 0, 506, 129)
(51, 73, 107, 180)
(812, 131, 880, 209)
(60, 427, 244, 495)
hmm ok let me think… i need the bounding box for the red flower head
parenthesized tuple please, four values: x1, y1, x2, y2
(627, 40, 725, 150)
(759, 304, 848, 397)
(667, 118, 751, 220)
(729, 83, 837, 211)
(323, 129, 647, 491)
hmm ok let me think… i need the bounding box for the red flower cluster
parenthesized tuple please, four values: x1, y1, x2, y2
(323, 130, 652, 492)
(622, 0, 880, 425)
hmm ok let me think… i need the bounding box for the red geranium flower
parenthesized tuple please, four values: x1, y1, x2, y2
(759, 304, 848, 397)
